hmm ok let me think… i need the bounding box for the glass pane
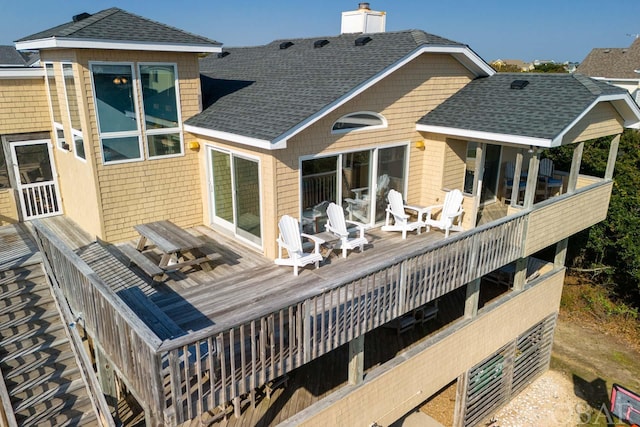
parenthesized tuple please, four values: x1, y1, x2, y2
(333, 113, 383, 131)
(92, 64, 137, 133)
(211, 150, 233, 223)
(101, 136, 141, 163)
(56, 128, 66, 149)
(139, 64, 179, 129)
(147, 133, 182, 157)
(45, 64, 63, 124)
(0, 144, 8, 189)
(74, 135, 86, 160)
(464, 142, 477, 194)
(376, 146, 406, 222)
(301, 156, 337, 233)
(14, 143, 53, 184)
(482, 144, 502, 202)
(234, 156, 261, 241)
(343, 150, 371, 223)
(63, 64, 82, 130)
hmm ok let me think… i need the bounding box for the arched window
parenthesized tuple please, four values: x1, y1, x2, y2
(331, 112, 387, 134)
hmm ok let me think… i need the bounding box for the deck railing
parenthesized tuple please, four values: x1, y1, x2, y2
(31, 222, 165, 425)
(31, 180, 612, 425)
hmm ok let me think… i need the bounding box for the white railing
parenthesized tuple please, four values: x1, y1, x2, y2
(20, 181, 61, 219)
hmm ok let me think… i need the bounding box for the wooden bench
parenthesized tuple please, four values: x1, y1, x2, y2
(119, 244, 164, 279)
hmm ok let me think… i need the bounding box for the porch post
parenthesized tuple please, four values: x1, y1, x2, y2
(523, 150, 540, 209)
(512, 257, 528, 292)
(471, 143, 486, 227)
(464, 278, 481, 319)
(605, 134, 621, 180)
(452, 372, 469, 427)
(348, 335, 364, 385)
(567, 141, 584, 193)
(510, 150, 524, 206)
(555, 238, 569, 268)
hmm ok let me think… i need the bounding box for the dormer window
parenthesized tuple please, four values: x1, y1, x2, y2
(331, 112, 387, 134)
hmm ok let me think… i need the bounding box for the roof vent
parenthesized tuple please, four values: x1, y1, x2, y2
(510, 80, 529, 90)
(355, 36, 372, 46)
(72, 12, 91, 22)
(314, 39, 329, 48)
(603, 49, 611, 53)
(217, 51, 230, 58)
(279, 41, 294, 50)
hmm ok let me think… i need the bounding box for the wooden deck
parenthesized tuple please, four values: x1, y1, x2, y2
(41, 216, 456, 335)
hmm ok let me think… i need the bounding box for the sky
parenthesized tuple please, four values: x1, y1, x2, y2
(1, 0, 639, 63)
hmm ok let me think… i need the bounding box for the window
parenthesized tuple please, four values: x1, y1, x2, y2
(139, 64, 183, 158)
(44, 63, 66, 150)
(91, 63, 142, 164)
(0, 144, 8, 189)
(62, 63, 85, 160)
(331, 112, 386, 134)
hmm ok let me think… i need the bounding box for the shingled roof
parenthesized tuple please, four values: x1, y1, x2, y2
(186, 30, 493, 148)
(577, 37, 640, 79)
(417, 73, 639, 146)
(15, 8, 221, 52)
(0, 46, 28, 66)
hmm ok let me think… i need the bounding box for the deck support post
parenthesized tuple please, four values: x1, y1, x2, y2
(568, 141, 585, 193)
(555, 238, 568, 268)
(348, 335, 365, 385)
(605, 134, 621, 180)
(452, 372, 469, 427)
(464, 278, 480, 319)
(512, 257, 528, 292)
(523, 150, 540, 209)
(94, 344, 117, 410)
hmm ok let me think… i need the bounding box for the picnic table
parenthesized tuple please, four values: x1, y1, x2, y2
(132, 220, 215, 273)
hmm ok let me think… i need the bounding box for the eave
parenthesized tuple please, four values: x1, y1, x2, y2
(15, 37, 222, 53)
(0, 67, 44, 79)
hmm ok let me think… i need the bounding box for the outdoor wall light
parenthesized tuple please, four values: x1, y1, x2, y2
(188, 141, 200, 150)
(415, 140, 425, 150)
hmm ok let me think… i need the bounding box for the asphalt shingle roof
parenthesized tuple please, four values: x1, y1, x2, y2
(16, 7, 220, 47)
(577, 37, 640, 79)
(0, 46, 28, 66)
(417, 73, 627, 140)
(187, 30, 468, 141)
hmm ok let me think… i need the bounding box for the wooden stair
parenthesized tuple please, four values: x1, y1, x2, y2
(0, 260, 99, 426)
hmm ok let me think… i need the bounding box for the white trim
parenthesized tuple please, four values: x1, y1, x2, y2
(15, 37, 221, 53)
(186, 45, 493, 150)
(184, 124, 275, 149)
(61, 62, 87, 162)
(331, 111, 387, 134)
(590, 76, 640, 83)
(0, 67, 44, 79)
(417, 124, 553, 147)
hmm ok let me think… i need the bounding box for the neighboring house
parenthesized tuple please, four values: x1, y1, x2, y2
(491, 58, 534, 72)
(1, 5, 640, 427)
(578, 37, 640, 103)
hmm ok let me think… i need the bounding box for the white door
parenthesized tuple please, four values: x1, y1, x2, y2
(10, 140, 63, 220)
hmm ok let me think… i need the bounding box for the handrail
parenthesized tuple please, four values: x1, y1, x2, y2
(46, 268, 116, 427)
(31, 220, 165, 424)
(0, 365, 18, 427)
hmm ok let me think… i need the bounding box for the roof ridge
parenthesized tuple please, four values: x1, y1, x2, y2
(58, 7, 120, 37)
(572, 73, 602, 95)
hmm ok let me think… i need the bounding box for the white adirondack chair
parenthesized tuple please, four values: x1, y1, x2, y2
(325, 202, 368, 258)
(424, 189, 464, 238)
(504, 161, 526, 203)
(539, 158, 563, 198)
(380, 189, 425, 239)
(275, 215, 325, 276)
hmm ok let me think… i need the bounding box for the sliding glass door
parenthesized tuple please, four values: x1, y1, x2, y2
(209, 147, 261, 246)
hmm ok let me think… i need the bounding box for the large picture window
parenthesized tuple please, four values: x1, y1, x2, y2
(62, 63, 85, 160)
(139, 64, 183, 158)
(91, 63, 142, 163)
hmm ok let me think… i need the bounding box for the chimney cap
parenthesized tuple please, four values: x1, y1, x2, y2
(358, 2, 371, 9)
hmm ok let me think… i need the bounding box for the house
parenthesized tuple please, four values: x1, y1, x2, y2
(1, 4, 639, 426)
(578, 37, 640, 104)
(490, 58, 534, 72)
